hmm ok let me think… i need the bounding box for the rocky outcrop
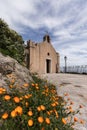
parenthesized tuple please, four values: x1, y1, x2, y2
(0, 53, 32, 90)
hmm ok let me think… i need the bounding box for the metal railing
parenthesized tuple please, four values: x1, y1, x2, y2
(60, 65, 87, 74)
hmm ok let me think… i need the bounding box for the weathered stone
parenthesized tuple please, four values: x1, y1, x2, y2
(0, 53, 32, 90)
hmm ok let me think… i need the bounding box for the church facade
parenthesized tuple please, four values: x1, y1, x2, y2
(25, 35, 60, 74)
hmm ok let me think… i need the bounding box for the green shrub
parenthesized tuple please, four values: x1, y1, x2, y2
(0, 18, 24, 64)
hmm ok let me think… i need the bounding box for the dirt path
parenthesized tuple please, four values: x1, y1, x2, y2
(40, 73, 87, 130)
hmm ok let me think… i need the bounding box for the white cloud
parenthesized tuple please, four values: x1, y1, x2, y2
(0, 0, 87, 66)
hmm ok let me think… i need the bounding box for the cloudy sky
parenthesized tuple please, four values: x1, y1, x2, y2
(0, 0, 87, 66)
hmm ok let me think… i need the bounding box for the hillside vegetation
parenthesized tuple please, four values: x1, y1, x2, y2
(0, 18, 24, 64)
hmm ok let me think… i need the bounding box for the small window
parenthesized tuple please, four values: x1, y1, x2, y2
(47, 52, 50, 56)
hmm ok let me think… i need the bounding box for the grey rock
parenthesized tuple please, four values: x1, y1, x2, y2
(0, 53, 32, 90)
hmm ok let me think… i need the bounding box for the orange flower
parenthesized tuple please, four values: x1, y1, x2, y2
(0, 88, 6, 94)
(45, 118, 50, 124)
(40, 105, 46, 111)
(13, 97, 20, 103)
(45, 88, 49, 93)
(28, 94, 32, 98)
(38, 116, 44, 123)
(23, 83, 29, 87)
(2, 112, 8, 119)
(79, 105, 83, 108)
(28, 119, 33, 126)
(24, 95, 29, 99)
(49, 110, 53, 114)
(55, 101, 59, 105)
(47, 111, 50, 115)
(54, 110, 59, 118)
(0, 90, 3, 94)
(31, 83, 35, 86)
(9, 85, 13, 88)
(25, 102, 29, 107)
(70, 101, 74, 105)
(69, 106, 72, 109)
(15, 106, 23, 115)
(20, 97, 23, 100)
(36, 86, 39, 90)
(41, 127, 45, 130)
(80, 119, 85, 124)
(28, 111, 33, 116)
(0, 88, 3, 91)
(4, 95, 11, 100)
(51, 103, 56, 107)
(62, 118, 67, 124)
(11, 110, 17, 117)
(74, 117, 78, 122)
(69, 108, 74, 113)
(37, 106, 41, 111)
(0, 88, 6, 92)
(35, 83, 38, 87)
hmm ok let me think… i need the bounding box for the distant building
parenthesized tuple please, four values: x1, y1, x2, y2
(25, 35, 60, 74)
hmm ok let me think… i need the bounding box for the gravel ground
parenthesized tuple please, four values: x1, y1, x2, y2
(40, 73, 87, 130)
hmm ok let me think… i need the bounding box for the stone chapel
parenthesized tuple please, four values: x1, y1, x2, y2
(25, 35, 60, 74)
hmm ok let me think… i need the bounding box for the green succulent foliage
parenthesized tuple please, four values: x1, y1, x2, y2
(0, 75, 75, 130)
(0, 18, 24, 63)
